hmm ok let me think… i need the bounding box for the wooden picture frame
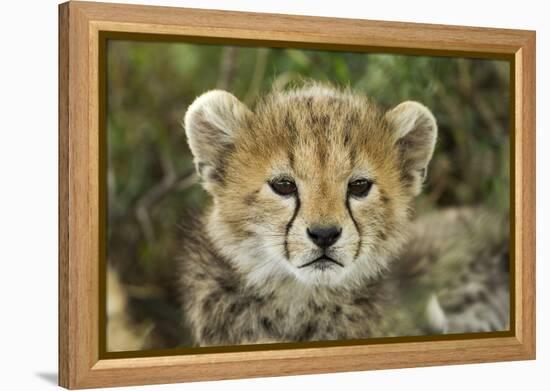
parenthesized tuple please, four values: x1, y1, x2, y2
(58, 1, 536, 389)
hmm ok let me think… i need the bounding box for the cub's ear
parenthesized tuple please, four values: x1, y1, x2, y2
(385, 101, 437, 196)
(184, 90, 252, 191)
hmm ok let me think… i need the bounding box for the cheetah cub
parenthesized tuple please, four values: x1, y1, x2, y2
(179, 84, 506, 346)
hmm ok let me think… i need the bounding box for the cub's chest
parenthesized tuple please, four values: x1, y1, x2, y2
(208, 285, 380, 343)
(272, 293, 379, 341)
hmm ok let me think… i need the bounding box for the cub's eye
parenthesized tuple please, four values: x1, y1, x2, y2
(348, 179, 373, 198)
(269, 179, 297, 196)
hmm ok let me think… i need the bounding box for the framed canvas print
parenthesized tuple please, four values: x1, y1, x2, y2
(58, 1, 536, 389)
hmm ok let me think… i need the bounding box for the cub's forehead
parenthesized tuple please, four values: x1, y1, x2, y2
(253, 87, 388, 144)
(237, 87, 394, 179)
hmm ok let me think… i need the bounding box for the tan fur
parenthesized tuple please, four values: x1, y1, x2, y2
(180, 84, 502, 346)
(185, 84, 436, 288)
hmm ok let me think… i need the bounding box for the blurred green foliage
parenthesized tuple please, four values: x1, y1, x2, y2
(106, 40, 509, 349)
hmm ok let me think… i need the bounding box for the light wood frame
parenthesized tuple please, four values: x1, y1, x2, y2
(59, 1, 536, 389)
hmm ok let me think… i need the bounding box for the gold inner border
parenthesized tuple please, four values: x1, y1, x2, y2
(98, 30, 516, 360)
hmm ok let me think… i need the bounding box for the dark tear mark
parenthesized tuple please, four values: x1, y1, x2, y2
(284, 193, 301, 260)
(346, 196, 362, 260)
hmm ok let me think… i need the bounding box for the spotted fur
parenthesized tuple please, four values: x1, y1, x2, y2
(179, 84, 506, 346)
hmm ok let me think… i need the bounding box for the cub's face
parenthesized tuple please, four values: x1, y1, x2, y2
(185, 86, 437, 288)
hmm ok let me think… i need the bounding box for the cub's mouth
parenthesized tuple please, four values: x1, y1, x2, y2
(299, 256, 344, 271)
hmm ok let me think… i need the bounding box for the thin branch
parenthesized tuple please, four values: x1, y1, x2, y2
(135, 167, 197, 242)
(457, 60, 501, 138)
(217, 46, 238, 90)
(244, 48, 270, 105)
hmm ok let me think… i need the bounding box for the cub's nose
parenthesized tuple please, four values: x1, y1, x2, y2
(307, 225, 342, 248)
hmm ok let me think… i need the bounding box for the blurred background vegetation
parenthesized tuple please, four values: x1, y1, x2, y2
(106, 40, 510, 351)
